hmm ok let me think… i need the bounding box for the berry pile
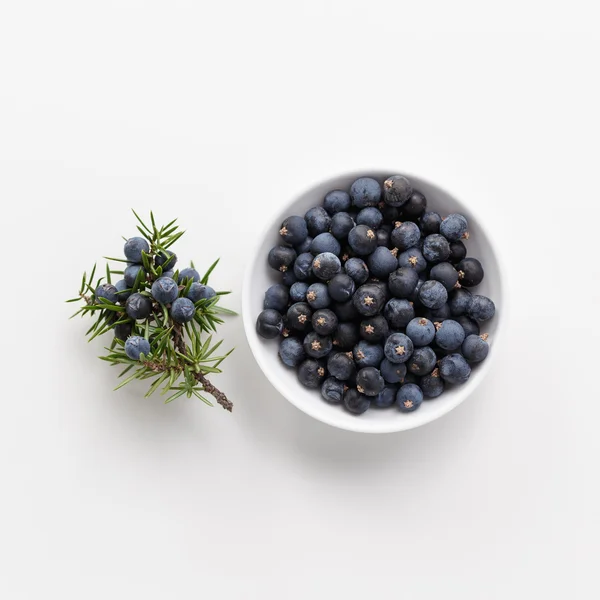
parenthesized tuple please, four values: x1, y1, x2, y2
(256, 175, 495, 415)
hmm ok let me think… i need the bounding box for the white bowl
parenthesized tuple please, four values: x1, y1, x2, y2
(242, 171, 505, 433)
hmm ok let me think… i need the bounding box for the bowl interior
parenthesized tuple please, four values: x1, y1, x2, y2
(242, 171, 503, 433)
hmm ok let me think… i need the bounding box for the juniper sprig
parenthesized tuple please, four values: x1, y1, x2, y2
(67, 211, 236, 410)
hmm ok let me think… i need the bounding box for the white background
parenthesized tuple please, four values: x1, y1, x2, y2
(0, 2, 598, 598)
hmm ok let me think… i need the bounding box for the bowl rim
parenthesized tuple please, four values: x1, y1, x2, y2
(242, 169, 507, 433)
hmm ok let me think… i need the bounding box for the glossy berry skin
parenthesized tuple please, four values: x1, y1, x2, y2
(384, 298, 415, 329)
(420, 211, 442, 235)
(367, 247, 397, 278)
(312, 309, 338, 335)
(151, 276, 179, 304)
(294, 236, 313, 255)
(330, 212, 355, 239)
(462, 334, 490, 363)
(268, 246, 297, 273)
(171, 297, 196, 323)
(187, 283, 217, 303)
(449, 241, 467, 264)
(384, 333, 414, 364)
(324, 189, 351, 215)
(124, 264, 144, 287)
(328, 274, 356, 303)
(391, 221, 421, 250)
(155, 250, 177, 271)
(383, 175, 412, 207)
(456, 315, 480, 337)
(440, 213, 468, 241)
(398, 248, 427, 273)
(373, 384, 398, 408)
(123, 237, 150, 263)
(424, 303, 452, 322)
(305, 206, 331, 237)
(312, 252, 341, 281)
(293, 253, 314, 280)
(343, 388, 371, 414)
(380, 359, 407, 384)
(95, 283, 118, 304)
(297, 359, 327, 389)
(421, 370, 445, 398)
(376, 228, 391, 247)
(344, 258, 369, 285)
(457, 258, 484, 287)
(430, 262, 459, 291)
(282, 270, 298, 287)
(310, 233, 341, 257)
(407, 346, 437, 376)
(303, 332, 333, 359)
(449, 288, 472, 316)
(286, 302, 312, 332)
(406, 317, 436, 347)
(388, 267, 419, 298)
(290, 282, 309, 303)
(125, 336, 151, 360)
(357, 207, 383, 229)
(419, 280, 448, 309)
(332, 322, 360, 351)
(178, 267, 200, 284)
(321, 378, 346, 404)
(125, 293, 152, 320)
(306, 283, 331, 309)
(333, 300, 359, 321)
(353, 284, 386, 317)
(279, 215, 309, 246)
(396, 384, 423, 412)
(256, 309, 284, 339)
(360, 315, 389, 343)
(439, 353, 471, 384)
(350, 177, 381, 208)
(348, 224, 378, 256)
(422, 234, 451, 263)
(262, 284, 289, 312)
(356, 367, 385, 397)
(435, 319, 466, 351)
(327, 351, 356, 381)
(114, 321, 133, 342)
(278, 337, 306, 367)
(401, 190, 427, 219)
(353, 341, 384, 369)
(467, 295, 495, 322)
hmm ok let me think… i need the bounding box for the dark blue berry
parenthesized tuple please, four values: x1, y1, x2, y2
(95, 283, 118, 304)
(398, 248, 427, 273)
(303, 332, 332, 358)
(290, 282, 309, 303)
(263, 284, 289, 311)
(388, 267, 419, 298)
(373, 384, 398, 408)
(328, 274, 356, 302)
(312, 252, 341, 281)
(380, 359, 407, 384)
(178, 267, 200, 284)
(456, 315, 480, 337)
(376, 228, 391, 246)
(282, 270, 298, 286)
(321, 378, 346, 404)
(332, 322, 360, 351)
(305, 206, 331, 237)
(353, 284, 386, 316)
(256, 309, 284, 338)
(449, 288, 472, 316)
(279, 215, 308, 246)
(384, 333, 414, 364)
(343, 388, 371, 414)
(401, 190, 427, 219)
(344, 257, 369, 284)
(449, 241, 467, 264)
(268, 246, 297, 274)
(114, 321, 133, 341)
(407, 346, 437, 376)
(306, 283, 331, 309)
(391, 221, 421, 250)
(279, 337, 306, 367)
(421, 369, 444, 398)
(151, 277, 179, 304)
(125, 336, 151, 360)
(162, 270, 175, 279)
(310, 233, 341, 256)
(423, 302, 452, 322)
(439, 354, 471, 384)
(330, 212, 355, 239)
(435, 319, 465, 350)
(123, 237, 150, 263)
(440, 214, 468, 241)
(353, 340, 384, 368)
(294, 236, 313, 254)
(293, 252, 314, 280)
(384, 298, 415, 328)
(462, 334, 489, 363)
(422, 234, 451, 263)
(360, 315, 389, 343)
(114, 279, 131, 302)
(419, 280, 448, 309)
(457, 258, 484, 287)
(124, 264, 144, 287)
(396, 383, 423, 412)
(171, 297, 195, 323)
(297, 359, 327, 389)
(383, 175, 412, 207)
(356, 367, 385, 397)
(125, 292, 152, 320)
(430, 262, 459, 291)
(286, 302, 312, 331)
(333, 299, 359, 321)
(327, 351, 356, 381)
(420, 211, 442, 235)
(323, 189, 351, 215)
(350, 177, 381, 208)
(406, 317, 436, 347)
(348, 224, 378, 256)
(155, 250, 177, 271)
(187, 283, 217, 303)
(467, 295, 495, 322)
(367, 247, 398, 278)
(312, 309, 338, 335)
(357, 207, 383, 229)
